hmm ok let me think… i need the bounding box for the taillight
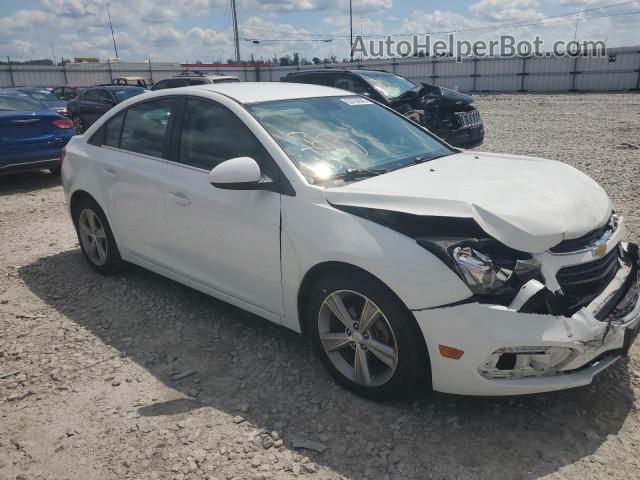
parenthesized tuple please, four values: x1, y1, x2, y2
(52, 118, 75, 129)
(60, 147, 66, 167)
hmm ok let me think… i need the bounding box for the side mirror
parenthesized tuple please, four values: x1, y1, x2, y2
(208, 157, 272, 190)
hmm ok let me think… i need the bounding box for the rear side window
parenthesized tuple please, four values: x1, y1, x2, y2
(120, 99, 175, 158)
(104, 113, 125, 147)
(82, 90, 99, 102)
(178, 98, 270, 171)
(183, 78, 207, 86)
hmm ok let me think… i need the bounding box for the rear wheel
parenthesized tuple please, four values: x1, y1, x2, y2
(72, 197, 123, 274)
(307, 270, 429, 401)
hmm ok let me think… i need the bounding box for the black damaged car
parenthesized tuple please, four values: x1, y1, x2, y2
(281, 69, 484, 148)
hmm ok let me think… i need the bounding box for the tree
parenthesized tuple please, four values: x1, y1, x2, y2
(292, 52, 300, 66)
(312, 57, 321, 65)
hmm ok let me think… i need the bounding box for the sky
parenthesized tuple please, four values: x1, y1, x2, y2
(0, 0, 638, 63)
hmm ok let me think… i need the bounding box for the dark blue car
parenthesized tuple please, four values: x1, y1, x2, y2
(10, 87, 69, 117)
(0, 90, 76, 175)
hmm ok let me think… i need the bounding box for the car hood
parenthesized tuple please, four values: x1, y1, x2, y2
(324, 152, 612, 253)
(418, 82, 475, 105)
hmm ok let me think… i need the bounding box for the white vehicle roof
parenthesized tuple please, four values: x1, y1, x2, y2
(190, 82, 352, 104)
(206, 75, 239, 81)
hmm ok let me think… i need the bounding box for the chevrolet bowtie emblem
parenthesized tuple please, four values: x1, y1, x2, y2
(592, 243, 607, 258)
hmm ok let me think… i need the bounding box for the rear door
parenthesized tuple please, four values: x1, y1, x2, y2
(87, 89, 116, 126)
(95, 97, 178, 267)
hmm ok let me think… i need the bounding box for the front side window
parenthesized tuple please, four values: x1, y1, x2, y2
(247, 96, 453, 185)
(178, 99, 270, 171)
(120, 99, 175, 158)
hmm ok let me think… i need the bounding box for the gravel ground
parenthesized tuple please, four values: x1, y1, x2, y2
(1, 93, 640, 480)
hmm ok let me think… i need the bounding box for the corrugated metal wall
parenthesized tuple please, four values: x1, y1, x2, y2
(1, 46, 639, 92)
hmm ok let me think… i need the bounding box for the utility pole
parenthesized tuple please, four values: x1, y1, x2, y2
(349, 0, 353, 62)
(107, 3, 119, 59)
(231, 0, 241, 64)
(573, 13, 579, 41)
(51, 42, 57, 65)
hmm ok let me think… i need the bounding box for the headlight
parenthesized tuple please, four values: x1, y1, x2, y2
(452, 245, 513, 295)
(417, 237, 540, 296)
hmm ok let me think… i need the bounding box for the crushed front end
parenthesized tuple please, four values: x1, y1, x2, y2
(413, 215, 640, 395)
(390, 82, 485, 149)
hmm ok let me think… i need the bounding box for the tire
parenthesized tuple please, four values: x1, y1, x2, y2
(307, 270, 430, 401)
(72, 197, 124, 274)
(72, 114, 84, 134)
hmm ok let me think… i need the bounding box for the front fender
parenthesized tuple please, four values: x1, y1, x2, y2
(280, 189, 472, 332)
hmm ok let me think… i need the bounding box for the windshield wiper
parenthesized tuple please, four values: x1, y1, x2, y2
(389, 153, 451, 172)
(330, 168, 389, 181)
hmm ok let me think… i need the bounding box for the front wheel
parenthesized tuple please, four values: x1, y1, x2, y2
(307, 270, 430, 401)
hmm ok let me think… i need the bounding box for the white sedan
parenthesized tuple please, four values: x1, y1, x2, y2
(61, 82, 640, 400)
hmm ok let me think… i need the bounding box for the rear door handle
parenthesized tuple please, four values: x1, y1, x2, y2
(103, 168, 117, 179)
(169, 192, 191, 206)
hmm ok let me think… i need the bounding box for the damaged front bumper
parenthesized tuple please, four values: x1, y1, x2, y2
(414, 242, 640, 396)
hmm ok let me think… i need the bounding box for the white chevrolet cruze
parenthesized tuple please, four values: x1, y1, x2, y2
(61, 82, 640, 400)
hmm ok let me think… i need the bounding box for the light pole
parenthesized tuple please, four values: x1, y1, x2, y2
(349, 0, 353, 62)
(231, 0, 241, 64)
(107, 3, 119, 59)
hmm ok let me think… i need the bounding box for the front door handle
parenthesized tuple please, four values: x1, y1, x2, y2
(169, 192, 191, 206)
(103, 168, 117, 179)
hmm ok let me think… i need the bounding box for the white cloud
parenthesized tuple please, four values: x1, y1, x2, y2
(470, 0, 543, 22)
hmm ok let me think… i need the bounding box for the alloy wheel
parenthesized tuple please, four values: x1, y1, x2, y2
(318, 290, 398, 387)
(78, 208, 108, 266)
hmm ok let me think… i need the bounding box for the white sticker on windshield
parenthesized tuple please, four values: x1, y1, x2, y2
(340, 97, 372, 106)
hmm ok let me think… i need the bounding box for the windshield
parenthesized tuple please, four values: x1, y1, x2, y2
(113, 88, 145, 102)
(0, 95, 44, 111)
(355, 71, 416, 98)
(24, 90, 59, 102)
(247, 96, 453, 185)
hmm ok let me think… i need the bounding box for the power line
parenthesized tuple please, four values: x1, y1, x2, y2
(242, 10, 640, 43)
(237, 0, 639, 40)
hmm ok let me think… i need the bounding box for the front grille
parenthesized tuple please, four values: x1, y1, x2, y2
(550, 223, 611, 253)
(556, 248, 620, 309)
(455, 109, 482, 128)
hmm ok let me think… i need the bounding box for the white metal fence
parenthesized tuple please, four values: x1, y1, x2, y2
(1, 45, 639, 92)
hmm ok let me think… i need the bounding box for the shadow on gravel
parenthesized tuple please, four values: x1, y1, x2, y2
(0, 170, 60, 196)
(20, 249, 636, 479)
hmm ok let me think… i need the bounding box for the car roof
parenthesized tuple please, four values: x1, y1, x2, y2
(286, 69, 392, 76)
(187, 82, 353, 104)
(89, 85, 145, 90)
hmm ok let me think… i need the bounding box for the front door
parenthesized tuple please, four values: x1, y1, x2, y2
(164, 97, 284, 317)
